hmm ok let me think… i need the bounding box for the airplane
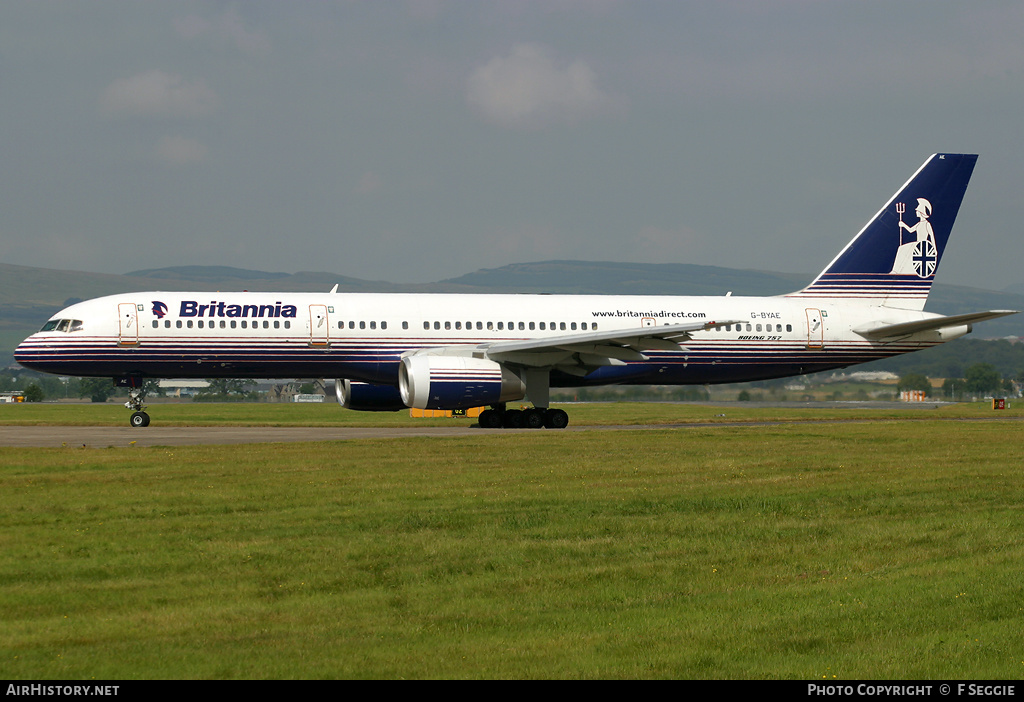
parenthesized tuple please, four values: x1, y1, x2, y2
(14, 153, 1018, 429)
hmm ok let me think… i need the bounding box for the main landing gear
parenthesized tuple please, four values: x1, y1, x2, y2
(478, 404, 569, 430)
(477, 369, 568, 429)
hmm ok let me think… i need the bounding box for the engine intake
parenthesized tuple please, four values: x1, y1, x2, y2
(335, 379, 405, 412)
(399, 355, 525, 410)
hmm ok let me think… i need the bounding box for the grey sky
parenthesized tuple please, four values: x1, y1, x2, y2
(2, 1, 1022, 289)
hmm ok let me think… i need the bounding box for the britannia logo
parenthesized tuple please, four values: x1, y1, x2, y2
(890, 198, 936, 278)
(151, 301, 169, 319)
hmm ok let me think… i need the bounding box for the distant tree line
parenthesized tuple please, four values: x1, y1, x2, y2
(865, 337, 1024, 380)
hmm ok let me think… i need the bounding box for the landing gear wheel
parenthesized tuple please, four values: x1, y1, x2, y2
(130, 411, 151, 428)
(524, 408, 546, 429)
(544, 409, 569, 429)
(503, 409, 523, 428)
(478, 409, 504, 429)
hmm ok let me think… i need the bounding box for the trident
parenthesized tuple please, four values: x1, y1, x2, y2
(896, 201, 905, 243)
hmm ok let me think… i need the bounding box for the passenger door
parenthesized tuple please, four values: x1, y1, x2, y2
(805, 308, 823, 349)
(309, 304, 330, 346)
(118, 303, 140, 346)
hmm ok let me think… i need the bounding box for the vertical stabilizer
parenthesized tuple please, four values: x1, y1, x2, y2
(789, 153, 977, 310)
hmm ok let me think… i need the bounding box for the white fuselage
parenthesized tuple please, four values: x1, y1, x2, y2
(15, 290, 957, 388)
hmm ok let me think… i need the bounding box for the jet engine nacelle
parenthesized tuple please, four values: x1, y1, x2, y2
(937, 324, 971, 341)
(399, 355, 526, 410)
(335, 379, 405, 412)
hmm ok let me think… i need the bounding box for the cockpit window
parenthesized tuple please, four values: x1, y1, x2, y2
(40, 319, 84, 333)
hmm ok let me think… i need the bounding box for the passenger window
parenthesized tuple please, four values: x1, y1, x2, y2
(284, 321, 290, 329)
(274, 321, 280, 329)
(786, 324, 792, 332)
(497, 322, 504, 330)
(381, 321, 387, 330)
(592, 323, 597, 330)
(402, 321, 408, 330)
(756, 324, 762, 332)
(445, 321, 451, 330)
(187, 320, 194, 329)
(370, 321, 376, 330)
(455, 321, 462, 330)
(571, 322, 577, 330)
(539, 322, 546, 330)
(152, 321, 159, 329)
(560, 322, 566, 331)
(529, 322, 535, 330)
(476, 322, 482, 330)
(582, 323, 588, 331)
(176, 320, 182, 329)
(423, 322, 430, 330)
(230, 321, 237, 329)
(220, 320, 227, 329)
(434, 321, 440, 330)
(241, 321, 247, 329)
(487, 322, 494, 330)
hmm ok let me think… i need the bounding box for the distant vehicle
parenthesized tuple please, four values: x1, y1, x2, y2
(15, 154, 1016, 428)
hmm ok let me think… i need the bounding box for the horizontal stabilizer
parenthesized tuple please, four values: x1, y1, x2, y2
(854, 310, 1018, 339)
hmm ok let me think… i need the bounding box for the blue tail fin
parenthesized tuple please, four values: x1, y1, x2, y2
(789, 153, 977, 310)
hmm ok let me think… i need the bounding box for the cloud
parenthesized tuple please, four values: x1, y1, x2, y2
(173, 7, 270, 54)
(355, 171, 384, 196)
(467, 43, 614, 129)
(155, 135, 208, 165)
(100, 70, 218, 118)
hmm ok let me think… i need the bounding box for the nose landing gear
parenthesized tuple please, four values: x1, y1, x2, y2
(119, 377, 150, 427)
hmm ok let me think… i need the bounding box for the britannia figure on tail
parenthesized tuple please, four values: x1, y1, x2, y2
(890, 197, 937, 277)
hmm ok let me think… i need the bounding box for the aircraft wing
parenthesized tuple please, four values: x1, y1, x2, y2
(854, 310, 1018, 339)
(480, 319, 742, 372)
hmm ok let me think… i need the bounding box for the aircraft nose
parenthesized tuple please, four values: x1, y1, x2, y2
(13, 334, 38, 368)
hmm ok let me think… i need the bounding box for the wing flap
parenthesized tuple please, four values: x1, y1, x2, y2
(483, 319, 741, 369)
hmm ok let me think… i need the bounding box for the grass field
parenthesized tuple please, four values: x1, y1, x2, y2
(0, 397, 1021, 427)
(2, 403, 1023, 679)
